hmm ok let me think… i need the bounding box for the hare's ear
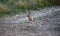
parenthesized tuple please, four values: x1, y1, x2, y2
(27, 11, 31, 17)
(29, 11, 31, 14)
(27, 13, 29, 17)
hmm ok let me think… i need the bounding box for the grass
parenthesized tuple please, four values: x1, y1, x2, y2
(0, 0, 59, 17)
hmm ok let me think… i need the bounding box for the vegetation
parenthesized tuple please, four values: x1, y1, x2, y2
(0, 0, 60, 17)
(49, 0, 60, 5)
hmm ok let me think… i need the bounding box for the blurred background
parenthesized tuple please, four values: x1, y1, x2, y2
(0, 0, 60, 36)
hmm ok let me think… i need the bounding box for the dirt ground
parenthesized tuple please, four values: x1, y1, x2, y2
(0, 14, 60, 36)
(0, 7, 60, 36)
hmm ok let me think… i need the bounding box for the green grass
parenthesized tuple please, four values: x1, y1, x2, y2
(0, 0, 59, 17)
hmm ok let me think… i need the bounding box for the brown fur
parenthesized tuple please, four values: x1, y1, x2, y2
(28, 15, 33, 21)
(28, 12, 33, 21)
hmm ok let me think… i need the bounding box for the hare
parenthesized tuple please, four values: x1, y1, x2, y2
(27, 12, 33, 21)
